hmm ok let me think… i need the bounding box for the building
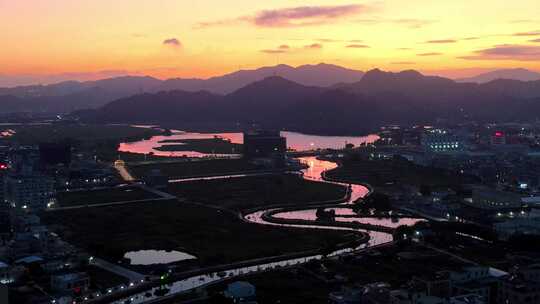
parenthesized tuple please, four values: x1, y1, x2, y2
(490, 131, 507, 146)
(5, 171, 55, 210)
(224, 281, 257, 303)
(39, 142, 71, 166)
(464, 187, 523, 210)
(498, 264, 540, 304)
(243, 130, 286, 166)
(421, 129, 464, 153)
(51, 272, 90, 295)
(0, 283, 8, 304)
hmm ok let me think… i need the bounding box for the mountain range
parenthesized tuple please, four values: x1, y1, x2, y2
(2, 64, 540, 134)
(0, 64, 364, 113)
(76, 69, 540, 134)
(456, 68, 540, 83)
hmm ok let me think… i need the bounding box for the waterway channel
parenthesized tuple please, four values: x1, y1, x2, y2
(102, 156, 418, 304)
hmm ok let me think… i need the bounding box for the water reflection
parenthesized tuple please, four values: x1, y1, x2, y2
(273, 209, 424, 229)
(118, 129, 379, 157)
(124, 250, 197, 266)
(106, 155, 396, 304)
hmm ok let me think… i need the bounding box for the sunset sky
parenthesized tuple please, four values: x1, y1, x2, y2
(1, 0, 540, 86)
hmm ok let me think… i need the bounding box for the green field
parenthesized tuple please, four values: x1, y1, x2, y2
(41, 201, 355, 266)
(128, 159, 263, 179)
(56, 186, 160, 207)
(167, 174, 346, 211)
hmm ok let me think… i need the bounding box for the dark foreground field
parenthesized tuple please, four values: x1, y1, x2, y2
(41, 200, 356, 267)
(56, 186, 160, 207)
(168, 174, 347, 211)
(128, 159, 263, 179)
(326, 158, 478, 187)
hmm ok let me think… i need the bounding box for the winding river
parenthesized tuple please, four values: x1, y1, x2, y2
(98, 155, 422, 304)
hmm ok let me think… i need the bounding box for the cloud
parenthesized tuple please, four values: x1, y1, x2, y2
(346, 44, 370, 48)
(355, 18, 434, 29)
(197, 4, 367, 28)
(417, 52, 442, 56)
(260, 49, 288, 54)
(305, 43, 323, 49)
(254, 5, 366, 27)
(279, 44, 290, 49)
(530, 38, 540, 43)
(463, 37, 480, 40)
(391, 61, 416, 65)
(397, 47, 412, 50)
(426, 39, 457, 44)
(316, 38, 342, 42)
(459, 44, 540, 61)
(349, 39, 363, 43)
(512, 30, 540, 36)
(163, 38, 182, 47)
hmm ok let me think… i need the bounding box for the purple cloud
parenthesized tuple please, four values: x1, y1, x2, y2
(417, 52, 443, 56)
(346, 44, 370, 48)
(197, 4, 367, 28)
(459, 44, 540, 61)
(254, 5, 366, 27)
(426, 39, 456, 44)
(163, 38, 181, 47)
(305, 43, 323, 49)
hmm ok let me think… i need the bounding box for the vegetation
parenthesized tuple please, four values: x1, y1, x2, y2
(326, 157, 478, 188)
(353, 192, 392, 214)
(128, 159, 264, 179)
(167, 174, 346, 211)
(56, 186, 159, 207)
(41, 201, 355, 267)
(8, 124, 160, 145)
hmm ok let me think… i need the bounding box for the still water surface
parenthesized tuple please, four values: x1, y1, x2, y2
(124, 250, 197, 266)
(118, 129, 379, 157)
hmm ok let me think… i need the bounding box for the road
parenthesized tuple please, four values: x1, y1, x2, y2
(91, 257, 145, 282)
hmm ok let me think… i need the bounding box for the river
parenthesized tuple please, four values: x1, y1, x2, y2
(100, 156, 417, 304)
(118, 129, 379, 157)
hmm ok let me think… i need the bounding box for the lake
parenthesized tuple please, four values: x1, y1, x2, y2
(118, 129, 379, 157)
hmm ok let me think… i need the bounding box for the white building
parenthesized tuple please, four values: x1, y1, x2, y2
(5, 172, 56, 210)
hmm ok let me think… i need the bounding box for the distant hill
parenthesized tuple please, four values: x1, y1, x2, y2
(457, 68, 540, 83)
(0, 64, 363, 114)
(76, 71, 540, 134)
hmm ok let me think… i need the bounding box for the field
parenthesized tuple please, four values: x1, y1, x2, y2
(56, 186, 160, 207)
(156, 138, 242, 154)
(167, 174, 347, 211)
(41, 201, 356, 267)
(7, 124, 160, 145)
(127, 159, 263, 179)
(326, 158, 478, 188)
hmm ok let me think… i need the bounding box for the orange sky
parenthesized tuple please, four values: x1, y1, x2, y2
(1, 0, 540, 85)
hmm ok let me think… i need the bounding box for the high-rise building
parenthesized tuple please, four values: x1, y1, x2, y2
(243, 130, 286, 159)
